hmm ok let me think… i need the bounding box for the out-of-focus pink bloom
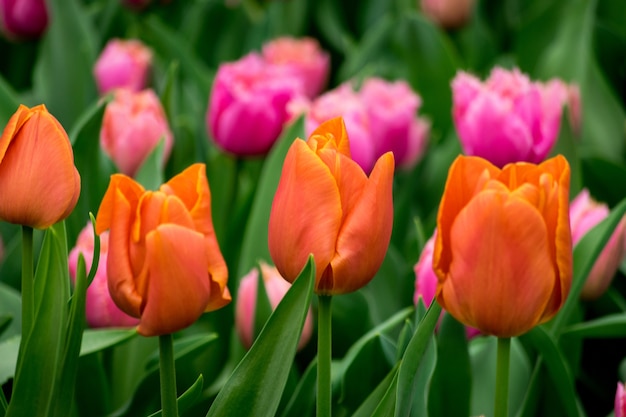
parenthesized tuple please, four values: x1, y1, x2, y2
(570, 189, 626, 300)
(0, 0, 48, 39)
(236, 262, 313, 351)
(207, 52, 303, 156)
(360, 78, 429, 169)
(94, 39, 153, 95)
(262, 37, 330, 99)
(421, 0, 475, 29)
(551, 80, 582, 137)
(414, 232, 480, 339)
(69, 223, 140, 328)
(305, 79, 429, 174)
(100, 88, 173, 177)
(452, 67, 567, 168)
(616, 382, 626, 417)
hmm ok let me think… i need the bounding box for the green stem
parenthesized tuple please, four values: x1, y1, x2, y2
(494, 337, 511, 417)
(317, 295, 332, 417)
(21, 226, 34, 337)
(159, 334, 178, 417)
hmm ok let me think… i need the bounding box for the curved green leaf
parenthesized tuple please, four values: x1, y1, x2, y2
(148, 374, 204, 417)
(80, 329, 138, 357)
(562, 314, 626, 339)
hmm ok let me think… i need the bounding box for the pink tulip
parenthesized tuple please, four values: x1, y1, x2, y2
(262, 36, 330, 99)
(421, 0, 475, 29)
(360, 78, 429, 169)
(617, 382, 626, 417)
(69, 223, 139, 328)
(570, 189, 626, 300)
(236, 262, 313, 350)
(100, 88, 173, 177)
(0, 0, 48, 39)
(414, 232, 480, 338)
(452, 67, 567, 167)
(94, 38, 153, 95)
(207, 52, 303, 156)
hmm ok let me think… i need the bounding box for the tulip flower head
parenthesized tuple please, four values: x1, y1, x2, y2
(433, 155, 572, 338)
(421, 0, 475, 29)
(617, 382, 626, 417)
(0, 0, 48, 39)
(94, 38, 153, 95)
(268, 117, 395, 295)
(570, 189, 626, 300)
(236, 262, 313, 350)
(100, 88, 173, 177)
(95, 164, 230, 336)
(0, 104, 81, 229)
(69, 223, 140, 328)
(452, 67, 567, 168)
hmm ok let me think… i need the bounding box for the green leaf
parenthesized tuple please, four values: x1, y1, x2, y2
(0, 282, 21, 342)
(0, 336, 20, 385)
(148, 375, 204, 417)
(134, 139, 166, 191)
(0, 75, 20, 126)
(0, 316, 11, 338)
(562, 314, 626, 339)
(236, 117, 304, 279)
(206, 256, 315, 417)
(352, 364, 399, 417)
(279, 360, 318, 417)
(253, 264, 274, 341)
(80, 329, 138, 357)
(581, 157, 626, 208)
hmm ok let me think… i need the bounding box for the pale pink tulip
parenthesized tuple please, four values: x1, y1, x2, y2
(421, 0, 474, 29)
(236, 262, 313, 350)
(570, 189, 626, 300)
(69, 223, 139, 328)
(0, 0, 47, 39)
(100, 88, 173, 177)
(94, 38, 153, 95)
(616, 382, 626, 417)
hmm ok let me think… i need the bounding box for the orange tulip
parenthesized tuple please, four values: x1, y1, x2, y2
(95, 163, 230, 336)
(0, 104, 80, 229)
(268, 117, 395, 295)
(433, 155, 572, 337)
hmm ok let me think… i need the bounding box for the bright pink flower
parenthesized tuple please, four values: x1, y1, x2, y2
(616, 382, 626, 417)
(421, 0, 475, 29)
(0, 0, 47, 39)
(94, 39, 153, 95)
(69, 223, 140, 328)
(262, 36, 330, 99)
(100, 88, 173, 177)
(236, 262, 313, 350)
(570, 189, 626, 300)
(360, 78, 429, 170)
(414, 232, 480, 338)
(207, 52, 303, 156)
(452, 67, 567, 168)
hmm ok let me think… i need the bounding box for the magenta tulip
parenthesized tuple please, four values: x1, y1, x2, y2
(0, 0, 48, 39)
(94, 38, 153, 95)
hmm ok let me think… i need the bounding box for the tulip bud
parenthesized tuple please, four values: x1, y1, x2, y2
(69, 223, 139, 328)
(269, 117, 394, 295)
(95, 164, 230, 336)
(0, 0, 48, 40)
(452, 67, 568, 168)
(420, 0, 475, 29)
(0, 104, 80, 229)
(617, 382, 626, 417)
(261, 36, 330, 99)
(94, 38, 153, 95)
(570, 189, 626, 300)
(100, 88, 173, 177)
(236, 262, 313, 350)
(434, 155, 572, 337)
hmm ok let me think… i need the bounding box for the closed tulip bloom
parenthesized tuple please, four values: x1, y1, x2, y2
(0, 0, 48, 39)
(617, 382, 626, 417)
(452, 68, 566, 168)
(570, 189, 626, 300)
(100, 88, 173, 177)
(0, 104, 80, 229)
(360, 78, 429, 170)
(236, 262, 313, 350)
(269, 117, 394, 295)
(433, 155, 572, 338)
(262, 36, 330, 99)
(94, 38, 153, 95)
(421, 0, 475, 29)
(207, 52, 303, 156)
(95, 164, 230, 336)
(69, 223, 139, 328)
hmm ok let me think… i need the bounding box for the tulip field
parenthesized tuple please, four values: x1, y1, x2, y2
(1, 0, 626, 416)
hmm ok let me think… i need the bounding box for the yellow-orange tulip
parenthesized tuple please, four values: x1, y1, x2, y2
(268, 117, 395, 295)
(0, 104, 80, 229)
(433, 155, 572, 337)
(95, 164, 230, 336)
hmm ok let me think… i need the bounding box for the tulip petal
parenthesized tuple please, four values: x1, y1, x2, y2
(324, 152, 395, 294)
(268, 139, 342, 283)
(96, 174, 144, 235)
(204, 233, 231, 312)
(308, 117, 351, 157)
(138, 224, 212, 336)
(439, 189, 555, 337)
